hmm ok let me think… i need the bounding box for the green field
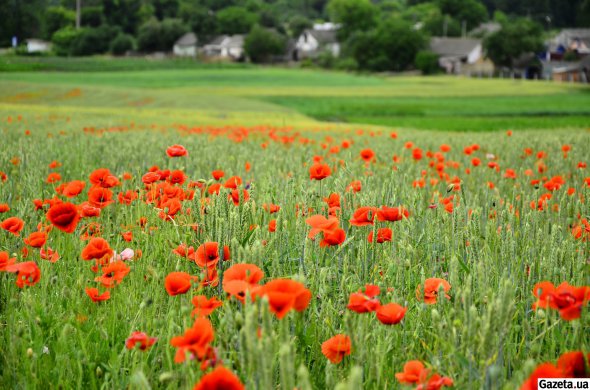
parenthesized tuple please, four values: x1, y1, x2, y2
(1, 63, 589, 131)
(0, 62, 589, 389)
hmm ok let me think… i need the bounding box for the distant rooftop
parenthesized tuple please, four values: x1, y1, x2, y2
(430, 37, 481, 57)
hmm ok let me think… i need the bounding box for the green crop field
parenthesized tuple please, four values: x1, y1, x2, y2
(0, 62, 589, 389)
(1, 61, 589, 131)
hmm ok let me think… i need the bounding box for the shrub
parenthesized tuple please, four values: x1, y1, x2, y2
(71, 25, 121, 56)
(51, 26, 84, 56)
(110, 33, 136, 56)
(244, 25, 286, 63)
(415, 51, 440, 75)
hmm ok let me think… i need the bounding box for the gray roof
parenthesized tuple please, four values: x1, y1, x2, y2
(204, 35, 244, 48)
(306, 29, 338, 45)
(429, 37, 481, 57)
(175, 32, 197, 47)
(225, 35, 244, 48)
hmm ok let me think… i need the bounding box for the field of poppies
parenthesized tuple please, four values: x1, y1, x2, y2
(0, 68, 589, 390)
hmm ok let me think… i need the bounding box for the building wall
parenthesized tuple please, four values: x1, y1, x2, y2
(173, 45, 196, 57)
(296, 33, 319, 53)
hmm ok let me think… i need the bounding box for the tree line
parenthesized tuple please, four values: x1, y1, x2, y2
(1, 0, 586, 70)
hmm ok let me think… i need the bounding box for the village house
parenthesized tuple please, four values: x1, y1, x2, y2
(202, 35, 245, 61)
(546, 28, 590, 60)
(25, 39, 51, 54)
(294, 24, 340, 61)
(173, 32, 198, 58)
(429, 37, 483, 74)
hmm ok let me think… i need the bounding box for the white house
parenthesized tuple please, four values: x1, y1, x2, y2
(295, 29, 340, 60)
(173, 32, 198, 57)
(26, 39, 51, 54)
(202, 35, 245, 60)
(429, 37, 482, 73)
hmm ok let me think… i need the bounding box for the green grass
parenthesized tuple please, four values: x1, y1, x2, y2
(0, 55, 252, 72)
(0, 62, 589, 389)
(1, 64, 588, 131)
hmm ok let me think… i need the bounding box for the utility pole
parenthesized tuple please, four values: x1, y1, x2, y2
(76, 0, 81, 29)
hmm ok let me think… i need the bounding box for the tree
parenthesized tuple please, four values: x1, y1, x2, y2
(346, 17, 427, 72)
(415, 50, 440, 74)
(179, 3, 217, 42)
(110, 33, 136, 55)
(43, 6, 75, 40)
(484, 18, 543, 68)
(137, 18, 188, 52)
(288, 15, 313, 38)
(438, 0, 488, 31)
(327, 0, 378, 40)
(216, 6, 259, 35)
(244, 24, 286, 63)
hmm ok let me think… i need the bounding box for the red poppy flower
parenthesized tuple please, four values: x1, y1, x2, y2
(165, 272, 195, 296)
(23, 231, 48, 248)
(1, 216, 24, 236)
(61, 180, 86, 198)
(166, 144, 188, 157)
(532, 281, 590, 320)
(347, 284, 381, 313)
(0, 203, 9, 213)
(262, 203, 280, 213)
(309, 162, 331, 180)
(46, 172, 62, 184)
(191, 295, 223, 317)
(195, 242, 220, 269)
(171, 317, 215, 363)
(376, 206, 409, 222)
(223, 263, 264, 302)
(396, 360, 428, 384)
(125, 331, 157, 351)
(40, 247, 60, 262)
(376, 303, 407, 325)
(416, 278, 452, 304)
(349, 206, 377, 226)
(0, 251, 17, 271)
(89, 168, 120, 188)
(321, 334, 351, 364)
(223, 176, 242, 189)
(78, 202, 101, 218)
(360, 148, 375, 163)
(324, 193, 341, 209)
(81, 238, 113, 261)
(346, 180, 362, 193)
(557, 351, 589, 377)
(193, 365, 244, 390)
(142, 171, 161, 185)
(85, 287, 110, 302)
(255, 278, 312, 319)
(118, 190, 138, 205)
(520, 363, 563, 390)
(305, 215, 339, 239)
(121, 231, 133, 242)
(368, 228, 392, 243)
(88, 187, 114, 208)
(268, 219, 277, 232)
(320, 228, 346, 247)
(95, 260, 130, 288)
(46, 202, 80, 233)
(212, 170, 225, 180)
(5, 261, 41, 288)
(228, 189, 249, 206)
(169, 170, 186, 185)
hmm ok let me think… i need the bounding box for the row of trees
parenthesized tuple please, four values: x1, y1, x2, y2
(0, 0, 561, 72)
